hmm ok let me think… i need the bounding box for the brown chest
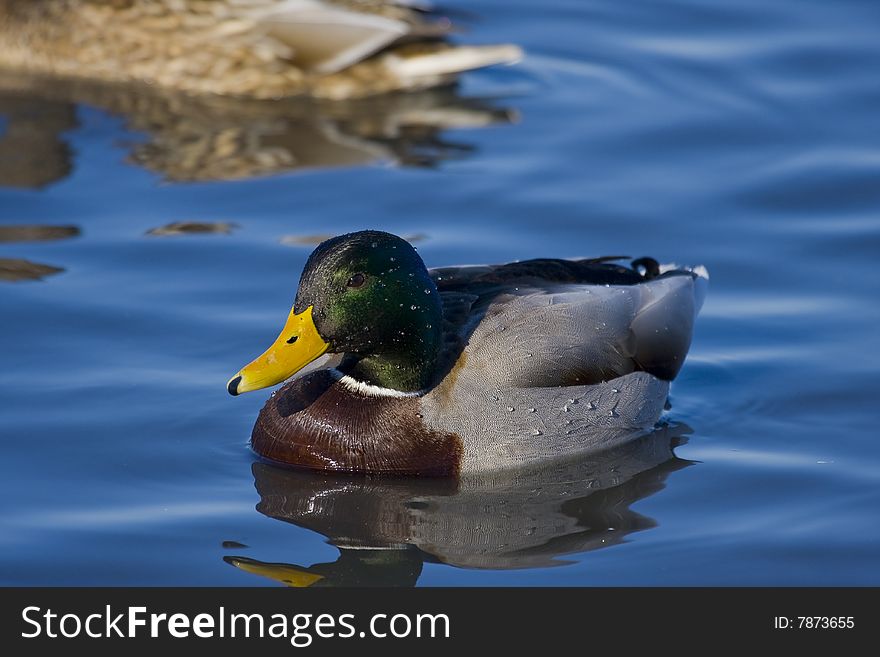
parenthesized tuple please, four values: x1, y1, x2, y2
(251, 370, 462, 476)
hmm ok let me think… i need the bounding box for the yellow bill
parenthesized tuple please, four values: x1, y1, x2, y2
(227, 305, 329, 396)
(223, 556, 324, 587)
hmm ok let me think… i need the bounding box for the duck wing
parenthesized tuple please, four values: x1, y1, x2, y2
(257, 1, 522, 85)
(431, 257, 708, 387)
(431, 256, 643, 292)
(257, 0, 412, 74)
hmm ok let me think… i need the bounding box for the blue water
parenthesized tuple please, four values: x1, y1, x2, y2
(1, 0, 879, 586)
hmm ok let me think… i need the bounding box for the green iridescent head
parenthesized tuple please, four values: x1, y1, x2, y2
(229, 230, 443, 395)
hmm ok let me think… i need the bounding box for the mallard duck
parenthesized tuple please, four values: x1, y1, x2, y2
(227, 230, 708, 475)
(0, 0, 522, 99)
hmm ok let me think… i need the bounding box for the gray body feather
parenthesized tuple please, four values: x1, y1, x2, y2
(420, 270, 707, 472)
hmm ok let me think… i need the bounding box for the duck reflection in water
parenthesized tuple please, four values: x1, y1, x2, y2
(225, 425, 693, 587)
(0, 73, 517, 187)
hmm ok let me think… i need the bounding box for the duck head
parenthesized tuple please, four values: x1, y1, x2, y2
(227, 231, 443, 396)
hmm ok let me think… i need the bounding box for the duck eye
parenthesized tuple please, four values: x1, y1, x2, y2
(286, 335, 298, 344)
(347, 273, 366, 289)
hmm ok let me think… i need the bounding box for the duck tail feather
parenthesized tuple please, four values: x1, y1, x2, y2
(384, 44, 523, 80)
(628, 276, 703, 381)
(691, 265, 709, 314)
